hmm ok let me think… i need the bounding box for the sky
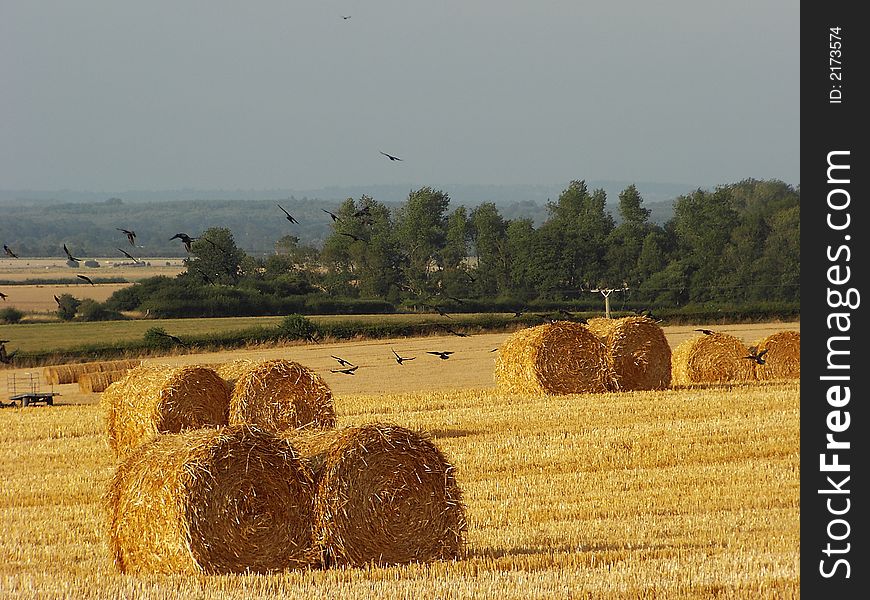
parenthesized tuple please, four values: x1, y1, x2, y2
(0, 1, 799, 193)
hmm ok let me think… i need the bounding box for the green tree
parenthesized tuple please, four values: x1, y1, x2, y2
(469, 203, 508, 297)
(394, 187, 450, 296)
(185, 227, 247, 285)
(55, 294, 81, 321)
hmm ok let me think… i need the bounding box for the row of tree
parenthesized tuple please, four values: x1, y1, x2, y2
(99, 178, 798, 318)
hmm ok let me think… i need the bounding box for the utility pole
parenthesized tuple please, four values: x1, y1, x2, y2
(588, 284, 629, 319)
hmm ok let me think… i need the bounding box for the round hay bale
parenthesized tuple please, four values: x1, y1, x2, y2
(229, 359, 335, 433)
(105, 424, 316, 574)
(671, 333, 756, 385)
(494, 321, 611, 394)
(100, 364, 230, 458)
(78, 369, 130, 393)
(44, 359, 142, 385)
(752, 330, 800, 380)
(212, 359, 258, 392)
(586, 316, 672, 391)
(288, 423, 466, 567)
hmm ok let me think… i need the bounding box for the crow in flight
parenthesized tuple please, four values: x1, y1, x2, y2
(695, 329, 716, 336)
(3, 245, 18, 258)
(276, 202, 299, 224)
(54, 295, 61, 306)
(117, 228, 136, 245)
(744, 348, 769, 365)
(0, 291, 6, 301)
(427, 351, 454, 360)
(117, 248, 142, 263)
(322, 209, 342, 222)
(76, 274, 95, 286)
(331, 365, 359, 375)
(170, 233, 196, 252)
(379, 151, 403, 162)
(392, 348, 415, 365)
(331, 355, 354, 368)
(63, 244, 80, 262)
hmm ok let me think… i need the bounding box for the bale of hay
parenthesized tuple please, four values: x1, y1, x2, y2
(212, 359, 258, 392)
(288, 423, 466, 567)
(752, 330, 800, 380)
(100, 364, 230, 458)
(44, 358, 141, 385)
(78, 369, 130, 394)
(229, 359, 335, 433)
(586, 316, 672, 391)
(671, 333, 756, 385)
(105, 424, 317, 574)
(494, 321, 611, 394)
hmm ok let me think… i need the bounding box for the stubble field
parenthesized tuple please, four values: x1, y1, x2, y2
(0, 324, 800, 599)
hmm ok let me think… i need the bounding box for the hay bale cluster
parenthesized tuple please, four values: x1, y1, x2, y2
(101, 358, 465, 574)
(495, 317, 671, 394)
(44, 358, 141, 385)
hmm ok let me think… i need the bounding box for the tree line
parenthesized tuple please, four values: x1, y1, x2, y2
(89, 178, 799, 319)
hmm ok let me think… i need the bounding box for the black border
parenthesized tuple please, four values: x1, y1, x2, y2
(801, 3, 867, 595)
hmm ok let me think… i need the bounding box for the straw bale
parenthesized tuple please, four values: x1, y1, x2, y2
(100, 364, 230, 458)
(671, 333, 756, 385)
(105, 424, 316, 574)
(78, 369, 130, 393)
(229, 359, 335, 433)
(212, 359, 258, 392)
(494, 321, 611, 394)
(586, 316, 672, 391)
(752, 330, 800, 380)
(288, 423, 466, 567)
(44, 358, 141, 385)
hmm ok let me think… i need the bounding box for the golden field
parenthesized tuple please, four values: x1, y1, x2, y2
(0, 326, 799, 599)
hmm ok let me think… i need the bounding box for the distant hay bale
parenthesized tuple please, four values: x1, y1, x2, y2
(288, 423, 466, 567)
(586, 316, 672, 391)
(105, 424, 316, 574)
(44, 358, 141, 385)
(494, 321, 611, 394)
(100, 364, 230, 458)
(229, 359, 335, 433)
(212, 359, 258, 392)
(78, 369, 130, 393)
(752, 330, 800, 380)
(671, 333, 756, 385)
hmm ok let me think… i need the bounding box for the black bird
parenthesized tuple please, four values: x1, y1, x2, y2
(170, 233, 196, 252)
(0, 345, 16, 365)
(331, 365, 359, 375)
(63, 244, 80, 262)
(3, 245, 18, 258)
(379, 150, 403, 162)
(276, 202, 299, 224)
(152, 330, 187, 346)
(439, 324, 469, 337)
(695, 329, 716, 336)
(117, 248, 142, 263)
(54, 295, 61, 306)
(427, 351, 454, 360)
(0, 291, 6, 301)
(322, 209, 342, 222)
(331, 355, 354, 368)
(76, 274, 95, 285)
(744, 348, 769, 365)
(391, 348, 415, 365)
(338, 232, 364, 242)
(117, 228, 136, 245)
(0, 339, 10, 344)
(490, 347, 499, 353)
(341, 15, 351, 20)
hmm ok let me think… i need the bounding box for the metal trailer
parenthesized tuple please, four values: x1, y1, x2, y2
(5, 372, 60, 407)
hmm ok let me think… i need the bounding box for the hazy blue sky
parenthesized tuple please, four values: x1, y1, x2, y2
(1, 1, 799, 193)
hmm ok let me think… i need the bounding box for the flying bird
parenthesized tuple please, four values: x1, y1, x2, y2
(331, 355, 354, 368)
(379, 150, 403, 162)
(276, 202, 299, 224)
(490, 347, 499, 353)
(427, 351, 454, 360)
(392, 348, 415, 365)
(76, 274, 95, 286)
(170, 233, 196, 252)
(3, 245, 18, 258)
(331, 365, 359, 375)
(54, 295, 61, 306)
(117, 248, 142, 263)
(341, 15, 351, 20)
(0, 291, 6, 301)
(744, 348, 769, 365)
(322, 209, 342, 222)
(116, 228, 136, 245)
(63, 244, 80, 262)
(151, 330, 187, 346)
(695, 329, 716, 336)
